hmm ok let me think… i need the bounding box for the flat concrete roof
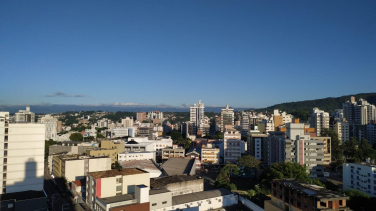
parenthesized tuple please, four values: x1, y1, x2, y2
(149, 189, 171, 195)
(171, 189, 232, 205)
(150, 175, 201, 189)
(98, 194, 135, 204)
(89, 168, 148, 179)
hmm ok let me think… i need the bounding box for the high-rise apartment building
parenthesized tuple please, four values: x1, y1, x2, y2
(240, 111, 250, 131)
(147, 111, 164, 120)
(1, 111, 45, 194)
(56, 120, 63, 132)
(343, 162, 376, 197)
(220, 105, 234, 132)
(14, 106, 35, 123)
(334, 120, 350, 144)
(309, 108, 329, 136)
(223, 129, 242, 163)
(366, 124, 376, 146)
(190, 100, 205, 135)
(269, 123, 326, 177)
(343, 96, 376, 125)
(121, 117, 134, 127)
(247, 134, 269, 164)
(137, 112, 147, 122)
(40, 114, 58, 141)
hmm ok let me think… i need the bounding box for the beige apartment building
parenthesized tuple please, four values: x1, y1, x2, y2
(223, 129, 242, 163)
(100, 140, 125, 154)
(201, 143, 220, 164)
(86, 168, 150, 210)
(86, 148, 118, 164)
(162, 146, 185, 160)
(313, 136, 332, 166)
(52, 155, 111, 182)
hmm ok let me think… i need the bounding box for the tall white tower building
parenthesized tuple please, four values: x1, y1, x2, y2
(1, 111, 45, 194)
(190, 100, 205, 135)
(40, 114, 58, 141)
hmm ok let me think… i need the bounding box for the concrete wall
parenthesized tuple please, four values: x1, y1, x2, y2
(65, 160, 85, 182)
(166, 179, 204, 196)
(153, 194, 238, 211)
(88, 157, 111, 173)
(118, 152, 155, 161)
(101, 177, 117, 198)
(49, 145, 71, 155)
(122, 173, 150, 194)
(239, 195, 264, 211)
(149, 192, 172, 210)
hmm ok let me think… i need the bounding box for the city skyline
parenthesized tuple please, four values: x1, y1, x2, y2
(1, 0, 375, 108)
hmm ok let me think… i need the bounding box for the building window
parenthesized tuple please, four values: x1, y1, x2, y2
(162, 201, 167, 204)
(152, 203, 157, 206)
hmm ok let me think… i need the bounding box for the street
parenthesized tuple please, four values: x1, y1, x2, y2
(44, 162, 79, 211)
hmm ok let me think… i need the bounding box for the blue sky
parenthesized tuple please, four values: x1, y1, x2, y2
(1, 0, 375, 109)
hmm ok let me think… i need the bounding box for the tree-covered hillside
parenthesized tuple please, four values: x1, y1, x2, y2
(247, 93, 376, 120)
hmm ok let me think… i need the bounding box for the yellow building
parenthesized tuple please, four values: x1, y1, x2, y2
(52, 154, 78, 178)
(313, 136, 332, 165)
(201, 144, 220, 164)
(100, 140, 125, 154)
(86, 148, 118, 164)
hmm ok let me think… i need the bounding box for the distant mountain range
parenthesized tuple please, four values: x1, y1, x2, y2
(3, 93, 375, 114)
(1, 104, 252, 114)
(248, 93, 376, 114)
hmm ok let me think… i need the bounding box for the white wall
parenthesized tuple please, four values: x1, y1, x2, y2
(118, 152, 155, 161)
(88, 158, 112, 173)
(101, 177, 117, 198)
(239, 195, 264, 211)
(0, 123, 45, 193)
(121, 172, 150, 194)
(343, 163, 376, 197)
(152, 194, 238, 211)
(65, 160, 85, 182)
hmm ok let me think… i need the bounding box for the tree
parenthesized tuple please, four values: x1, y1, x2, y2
(237, 155, 260, 176)
(341, 189, 376, 211)
(84, 136, 95, 141)
(112, 161, 122, 171)
(260, 162, 325, 190)
(69, 133, 83, 141)
(358, 138, 376, 160)
(341, 138, 376, 163)
(171, 131, 183, 141)
(97, 134, 105, 138)
(215, 164, 239, 190)
(213, 131, 223, 139)
(45, 139, 57, 158)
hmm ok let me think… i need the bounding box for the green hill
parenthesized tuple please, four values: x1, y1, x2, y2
(247, 93, 376, 121)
